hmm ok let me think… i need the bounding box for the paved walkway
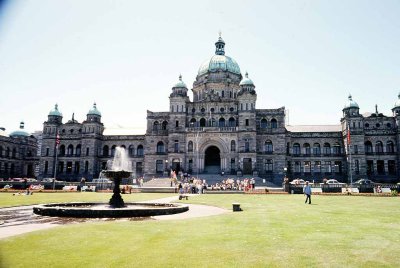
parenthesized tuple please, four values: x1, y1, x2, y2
(0, 194, 228, 239)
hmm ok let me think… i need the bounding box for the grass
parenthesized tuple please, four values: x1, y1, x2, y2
(0, 192, 175, 207)
(1, 193, 399, 267)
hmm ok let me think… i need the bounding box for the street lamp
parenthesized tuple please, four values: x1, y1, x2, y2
(165, 159, 169, 177)
(190, 122, 200, 179)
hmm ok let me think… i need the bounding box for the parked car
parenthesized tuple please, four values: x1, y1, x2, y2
(290, 179, 306, 185)
(325, 179, 344, 185)
(354, 179, 375, 185)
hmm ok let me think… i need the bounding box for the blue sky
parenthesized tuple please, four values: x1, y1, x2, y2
(0, 0, 399, 134)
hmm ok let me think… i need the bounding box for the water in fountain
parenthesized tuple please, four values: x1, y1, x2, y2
(107, 147, 132, 172)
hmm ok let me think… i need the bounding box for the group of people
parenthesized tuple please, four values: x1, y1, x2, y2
(208, 178, 256, 191)
(177, 179, 207, 195)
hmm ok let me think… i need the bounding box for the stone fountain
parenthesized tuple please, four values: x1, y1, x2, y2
(33, 147, 188, 218)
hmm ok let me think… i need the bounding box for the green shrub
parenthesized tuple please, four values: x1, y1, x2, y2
(391, 190, 398, 196)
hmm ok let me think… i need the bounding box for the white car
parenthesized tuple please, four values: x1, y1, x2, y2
(325, 179, 344, 185)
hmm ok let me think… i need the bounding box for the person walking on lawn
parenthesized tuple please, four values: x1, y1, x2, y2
(303, 181, 312, 204)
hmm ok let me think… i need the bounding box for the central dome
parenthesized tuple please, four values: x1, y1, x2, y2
(197, 36, 241, 76)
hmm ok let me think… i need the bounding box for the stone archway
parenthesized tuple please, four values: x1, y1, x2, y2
(204, 146, 220, 174)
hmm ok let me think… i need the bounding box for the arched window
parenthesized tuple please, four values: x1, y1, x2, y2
(12, 148, 17, 158)
(128, 145, 134, 156)
(156, 141, 165, 153)
(120, 145, 126, 150)
(293, 143, 300, 155)
(76, 144, 81, 156)
(153, 121, 159, 131)
(219, 118, 225, 127)
(111, 145, 116, 157)
(5, 147, 10, 157)
(333, 143, 341, 155)
(59, 145, 65, 156)
(260, 118, 268, 129)
(103, 145, 109, 156)
(67, 145, 73, 156)
(137, 145, 144, 156)
(386, 141, 394, 153)
(245, 140, 250, 152)
(365, 141, 373, 153)
(323, 143, 331, 155)
(271, 119, 277, 128)
(188, 141, 193, 152)
(200, 118, 206, 127)
(231, 140, 236, 152)
(0, 146, 3, 157)
(313, 143, 321, 155)
(303, 143, 311, 155)
(190, 118, 196, 127)
(228, 117, 236, 127)
(375, 141, 383, 153)
(162, 121, 168, 130)
(265, 140, 273, 153)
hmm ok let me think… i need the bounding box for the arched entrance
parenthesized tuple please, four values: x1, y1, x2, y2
(204, 146, 220, 173)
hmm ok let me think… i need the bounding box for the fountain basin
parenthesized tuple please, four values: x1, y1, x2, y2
(33, 202, 189, 218)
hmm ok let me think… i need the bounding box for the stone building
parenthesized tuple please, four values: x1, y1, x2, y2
(0, 122, 38, 179)
(38, 36, 400, 184)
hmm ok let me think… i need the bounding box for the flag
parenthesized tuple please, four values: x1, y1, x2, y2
(347, 124, 351, 145)
(56, 133, 60, 146)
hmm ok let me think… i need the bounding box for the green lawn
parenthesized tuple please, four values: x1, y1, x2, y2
(1, 194, 399, 267)
(0, 192, 175, 207)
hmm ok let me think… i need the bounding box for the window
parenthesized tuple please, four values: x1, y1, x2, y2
(375, 141, 383, 153)
(294, 161, 301, 173)
(364, 141, 373, 153)
(230, 159, 235, 172)
(245, 119, 249, 126)
(46, 148, 49, 156)
(219, 118, 225, 127)
(353, 145, 358, 154)
(111, 145, 116, 157)
(136, 162, 143, 175)
(85, 161, 89, 173)
(74, 161, 80, 174)
(174, 140, 179, 153)
(86, 147, 90, 156)
(137, 145, 144, 156)
(333, 143, 341, 155)
(304, 161, 311, 173)
(162, 121, 168, 130)
(293, 143, 300, 156)
(386, 141, 394, 153)
(220, 107, 224, 112)
(377, 160, 384, 175)
(129, 145, 134, 156)
(354, 160, 359, 174)
(324, 161, 331, 173)
(156, 141, 165, 153)
(271, 119, 277, 128)
(153, 121, 159, 131)
(200, 118, 206, 127)
(44, 161, 48, 174)
(314, 161, 321, 173)
(228, 117, 235, 127)
(76, 145, 81, 156)
(365, 123, 369, 128)
(313, 143, 321, 155)
(66, 162, 72, 173)
(367, 160, 374, 175)
(260, 119, 267, 129)
(388, 160, 396, 175)
(334, 161, 342, 174)
(0, 146, 2, 157)
(323, 143, 331, 155)
(175, 121, 179, 128)
(156, 160, 163, 173)
(188, 141, 193, 152)
(265, 160, 273, 173)
(67, 145, 73, 156)
(265, 140, 273, 153)
(304, 143, 311, 156)
(244, 140, 250, 152)
(231, 140, 236, 152)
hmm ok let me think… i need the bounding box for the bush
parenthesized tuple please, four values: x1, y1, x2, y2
(391, 190, 398, 196)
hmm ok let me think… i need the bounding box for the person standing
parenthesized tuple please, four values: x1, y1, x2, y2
(303, 181, 312, 204)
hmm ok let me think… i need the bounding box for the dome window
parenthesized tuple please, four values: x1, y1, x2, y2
(211, 108, 215, 113)
(201, 108, 205, 113)
(365, 123, 370, 128)
(220, 107, 224, 112)
(376, 123, 380, 128)
(230, 107, 234, 112)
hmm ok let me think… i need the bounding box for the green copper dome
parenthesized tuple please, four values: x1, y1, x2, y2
(173, 74, 187, 88)
(88, 102, 101, 116)
(393, 92, 400, 109)
(10, 122, 29, 137)
(239, 72, 255, 86)
(198, 35, 241, 76)
(344, 94, 359, 109)
(49, 104, 63, 117)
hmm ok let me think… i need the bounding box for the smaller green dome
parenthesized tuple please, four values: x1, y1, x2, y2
(239, 72, 255, 86)
(49, 104, 63, 117)
(393, 92, 400, 109)
(344, 94, 359, 109)
(173, 74, 187, 88)
(88, 102, 101, 116)
(10, 121, 29, 137)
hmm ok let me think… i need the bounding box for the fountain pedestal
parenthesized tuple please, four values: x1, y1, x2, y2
(103, 170, 131, 208)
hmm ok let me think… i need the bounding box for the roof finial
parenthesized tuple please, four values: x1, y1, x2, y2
(55, 103, 58, 110)
(348, 94, 352, 100)
(245, 71, 249, 78)
(215, 32, 225, 55)
(93, 102, 97, 108)
(219, 30, 222, 38)
(375, 104, 378, 114)
(179, 74, 182, 81)
(20, 121, 24, 129)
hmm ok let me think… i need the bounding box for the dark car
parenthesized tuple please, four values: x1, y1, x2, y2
(354, 179, 375, 185)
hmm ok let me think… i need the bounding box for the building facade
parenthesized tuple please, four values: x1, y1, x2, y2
(38, 37, 400, 184)
(0, 122, 38, 179)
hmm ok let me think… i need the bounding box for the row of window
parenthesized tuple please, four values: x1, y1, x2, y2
(364, 141, 395, 153)
(0, 146, 17, 158)
(0, 162, 16, 174)
(291, 143, 342, 156)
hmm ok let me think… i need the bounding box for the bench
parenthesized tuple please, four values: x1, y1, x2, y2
(81, 186, 96, 192)
(179, 195, 188, 200)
